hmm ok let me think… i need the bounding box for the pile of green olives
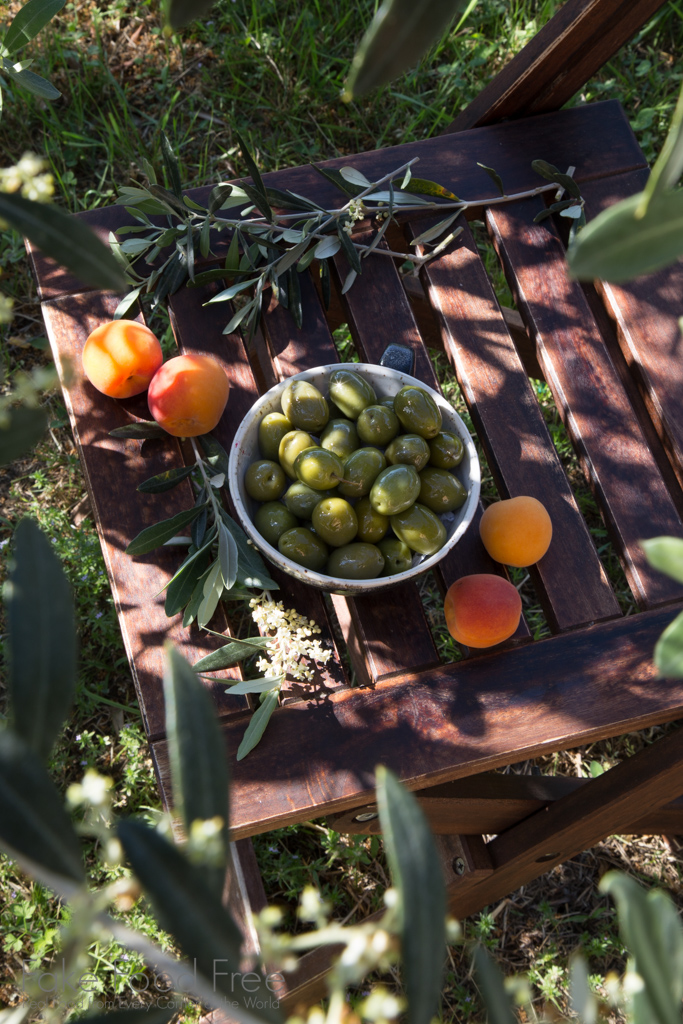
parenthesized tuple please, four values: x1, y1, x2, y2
(244, 368, 468, 581)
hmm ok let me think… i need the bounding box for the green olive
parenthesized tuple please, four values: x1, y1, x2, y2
(254, 502, 298, 546)
(390, 503, 447, 556)
(327, 542, 385, 580)
(369, 464, 421, 516)
(394, 385, 442, 438)
(328, 368, 376, 420)
(321, 418, 360, 461)
(278, 430, 317, 479)
(281, 380, 329, 433)
(294, 448, 345, 490)
(278, 527, 328, 572)
(385, 433, 430, 471)
(283, 481, 334, 519)
(378, 537, 413, 576)
(380, 396, 396, 411)
(355, 497, 389, 544)
(312, 497, 358, 547)
(338, 447, 386, 498)
(418, 467, 467, 513)
(245, 459, 286, 501)
(258, 412, 293, 461)
(429, 431, 464, 469)
(356, 404, 400, 446)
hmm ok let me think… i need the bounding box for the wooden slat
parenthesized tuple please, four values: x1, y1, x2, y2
(41, 291, 249, 739)
(330, 237, 532, 645)
(328, 771, 683, 836)
(487, 197, 683, 608)
(445, 724, 683, 918)
(151, 603, 683, 836)
(27, 102, 646, 303)
(414, 217, 621, 631)
(260, 268, 441, 682)
(580, 170, 683, 496)
(167, 279, 348, 694)
(445, 0, 669, 132)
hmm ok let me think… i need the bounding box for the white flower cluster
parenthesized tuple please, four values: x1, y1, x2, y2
(342, 197, 367, 235)
(249, 593, 333, 682)
(0, 152, 54, 202)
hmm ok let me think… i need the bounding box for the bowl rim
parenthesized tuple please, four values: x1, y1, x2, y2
(227, 363, 481, 594)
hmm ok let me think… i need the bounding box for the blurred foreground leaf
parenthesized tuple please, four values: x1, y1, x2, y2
(0, 192, 126, 291)
(601, 872, 683, 1024)
(344, 0, 464, 101)
(7, 518, 77, 760)
(567, 189, 683, 282)
(0, 731, 84, 885)
(0, 404, 47, 465)
(376, 765, 445, 1024)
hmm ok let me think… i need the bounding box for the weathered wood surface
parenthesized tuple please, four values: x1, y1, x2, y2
(445, 724, 683, 918)
(328, 771, 683, 836)
(151, 605, 683, 837)
(27, 101, 646, 301)
(487, 197, 683, 608)
(445, 0, 669, 132)
(580, 170, 683, 497)
(40, 290, 250, 740)
(414, 216, 621, 631)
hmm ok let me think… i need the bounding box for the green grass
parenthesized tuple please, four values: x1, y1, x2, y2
(2, 0, 683, 1016)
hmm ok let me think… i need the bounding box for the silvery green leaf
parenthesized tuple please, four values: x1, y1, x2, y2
(116, 186, 155, 203)
(141, 157, 157, 184)
(281, 228, 304, 243)
(193, 636, 271, 671)
(569, 954, 597, 1024)
(296, 245, 318, 271)
(183, 195, 206, 212)
(363, 213, 392, 256)
(197, 561, 222, 628)
(338, 225, 362, 274)
(210, 472, 225, 489)
(120, 238, 153, 254)
(218, 521, 238, 590)
(204, 278, 257, 304)
(137, 464, 195, 494)
(366, 190, 430, 205)
(340, 166, 371, 187)
(344, 0, 465, 100)
(199, 434, 231, 478)
(160, 131, 183, 199)
(226, 676, 283, 696)
(3, 57, 34, 71)
(341, 268, 358, 294)
(427, 225, 463, 259)
(274, 237, 310, 276)
(223, 301, 255, 335)
(410, 211, 461, 246)
(472, 946, 516, 1024)
(314, 236, 341, 259)
(568, 189, 683, 282)
(477, 162, 505, 197)
(401, 166, 413, 189)
(126, 506, 204, 556)
(560, 205, 583, 219)
(4, 0, 65, 54)
(7, 67, 60, 98)
(200, 216, 211, 259)
(236, 689, 279, 760)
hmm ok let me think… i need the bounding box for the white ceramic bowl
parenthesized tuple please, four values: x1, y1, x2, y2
(227, 363, 481, 596)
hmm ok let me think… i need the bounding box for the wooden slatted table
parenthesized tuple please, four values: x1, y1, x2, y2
(29, 98, 683, 1004)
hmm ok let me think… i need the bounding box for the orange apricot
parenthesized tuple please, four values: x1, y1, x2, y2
(479, 495, 552, 567)
(82, 320, 163, 399)
(147, 353, 230, 437)
(444, 574, 522, 648)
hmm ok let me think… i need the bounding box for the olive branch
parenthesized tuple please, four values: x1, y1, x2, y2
(109, 133, 584, 337)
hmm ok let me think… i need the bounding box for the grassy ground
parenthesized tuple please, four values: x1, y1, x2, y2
(2, 0, 683, 1018)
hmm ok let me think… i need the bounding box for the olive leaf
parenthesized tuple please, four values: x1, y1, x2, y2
(236, 689, 280, 760)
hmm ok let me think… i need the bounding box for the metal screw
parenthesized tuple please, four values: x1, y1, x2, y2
(453, 857, 466, 875)
(354, 810, 379, 823)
